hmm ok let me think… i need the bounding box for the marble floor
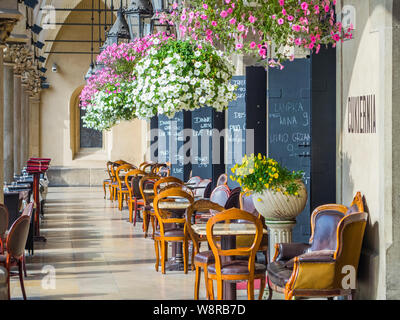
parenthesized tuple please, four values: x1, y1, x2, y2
(10, 187, 273, 300)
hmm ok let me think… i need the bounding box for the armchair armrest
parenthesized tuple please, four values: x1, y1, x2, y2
(273, 243, 311, 262)
(297, 250, 335, 263)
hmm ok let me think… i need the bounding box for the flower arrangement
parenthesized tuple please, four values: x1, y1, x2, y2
(79, 32, 174, 130)
(161, 0, 353, 68)
(127, 39, 237, 119)
(230, 153, 304, 196)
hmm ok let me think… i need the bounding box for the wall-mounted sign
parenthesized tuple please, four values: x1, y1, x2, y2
(347, 94, 376, 134)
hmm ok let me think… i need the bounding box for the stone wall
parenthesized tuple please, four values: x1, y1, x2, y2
(337, 0, 395, 299)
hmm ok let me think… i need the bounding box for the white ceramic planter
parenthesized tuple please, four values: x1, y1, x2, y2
(252, 181, 308, 221)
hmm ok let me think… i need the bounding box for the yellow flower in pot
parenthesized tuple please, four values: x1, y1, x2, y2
(230, 153, 307, 221)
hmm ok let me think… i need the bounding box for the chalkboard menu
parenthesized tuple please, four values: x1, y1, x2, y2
(158, 111, 191, 181)
(149, 116, 159, 162)
(170, 111, 185, 181)
(268, 59, 311, 242)
(226, 75, 246, 189)
(191, 107, 213, 180)
(158, 114, 171, 163)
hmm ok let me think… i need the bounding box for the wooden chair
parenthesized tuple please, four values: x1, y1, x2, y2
(194, 179, 211, 198)
(216, 173, 228, 187)
(0, 204, 9, 255)
(125, 169, 146, 224)
(0, 203, 34, 300)
(209, 184, 230, 214)
(154, 176, 184, 194)
(206, 208, 267, 300)
(139, 161, 153, 170)
(103, 161, 114, 199)
(186, 176, 202, 187)
(153, 187, 194, 274)
(267, 192, 367, 300)
(157, 164, 171, 177)
(109, 162, 123, 201)
(139, 175, 160, 238)
(185, 200, 225, 300)
(115, 164, 134, 211)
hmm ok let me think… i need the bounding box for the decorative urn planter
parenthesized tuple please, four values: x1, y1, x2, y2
(252, 181, 308, 221)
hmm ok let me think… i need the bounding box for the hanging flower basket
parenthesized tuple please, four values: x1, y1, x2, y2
(161, 0, 353, 68)
(79, 32, 174, 130)
(127, 39, 238, 119)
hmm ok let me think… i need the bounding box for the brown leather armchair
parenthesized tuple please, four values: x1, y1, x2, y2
(266, 192, 367, 300)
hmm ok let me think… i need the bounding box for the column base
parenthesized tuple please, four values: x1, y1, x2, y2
(264, 219, 297, 262)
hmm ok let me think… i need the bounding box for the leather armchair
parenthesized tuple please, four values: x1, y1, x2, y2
(267, 192, 367, 300)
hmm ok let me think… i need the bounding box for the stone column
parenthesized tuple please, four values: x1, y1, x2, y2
(3, 57, 14, 183)
(13, 71, 21, 174)
(29, 95, 39, 158)
(20, 84, 28, 167)
(0, 45, 4, 202)
(264, 220, 297, 262)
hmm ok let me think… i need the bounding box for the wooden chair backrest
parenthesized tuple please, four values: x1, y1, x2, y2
(139, 175, 160, 205)
(206, 208, 263, 275)
(216, 173, 228, 186)
(0, 204, 9, 236)
(115, 164, 134, 189)
(153, 187, 194, 236)
(125, 169, 146, 198)
(186, 176, 202, 186)
(350, 191, 364, 212)
(106, 161, 113, 180)
(153, 176, 184, 195)
(209, 184, 231, 214)
(185, 199, 224, 254)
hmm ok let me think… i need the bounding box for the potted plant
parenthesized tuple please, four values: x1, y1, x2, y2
(230, 153, 307, 221)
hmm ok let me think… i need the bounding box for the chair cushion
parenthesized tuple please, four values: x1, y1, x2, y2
(267, 261, 293, 288)
(194, 251, 214, 264)
(154, 228, 185, 238)
(208, 260, 267, 275)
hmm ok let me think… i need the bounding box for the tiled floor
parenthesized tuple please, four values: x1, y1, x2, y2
(11, 187, 273, 300)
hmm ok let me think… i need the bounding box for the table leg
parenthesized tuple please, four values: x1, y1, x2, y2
(221, 235, 236, 300)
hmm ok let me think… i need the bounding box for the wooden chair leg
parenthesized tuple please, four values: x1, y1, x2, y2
(203, 266, 210, 300)
(259, 277, 266, 300)
(183, 240, 188, 274)
(103, 183, 107, 199)
(118, 192, 123, 210)
(108, 185, 112, 200)
(23, 255, 27, 278)
(217, 279, 223, 300)
(208, 279, 214, 300)
(6, 265, 10, 300)
(266, 276, 273, 300)
(154, 240, 160, 272)
(194, 266, 201, 300)
(143, 211, 148, 237)
(161, 241, 166, 274)
(191, 243, 195, 271)
(18, 260, 27, 300)
(247, 279, 255, 300)
(133, 200, 138, 226)
(128, 201, 133, 223)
